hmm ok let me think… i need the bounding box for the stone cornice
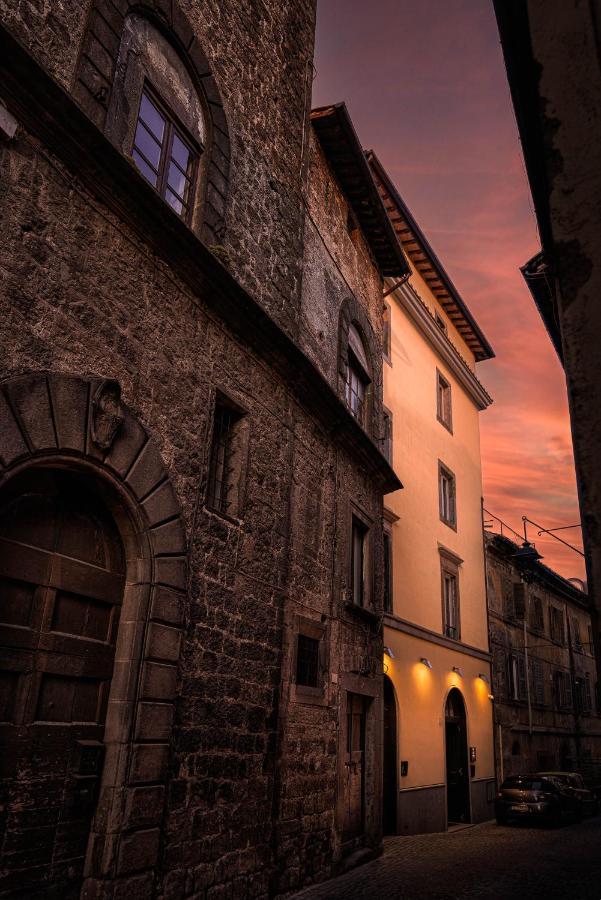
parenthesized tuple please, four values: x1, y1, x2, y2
(394, 282, 493, 411)
(383, 612, 491, 662)
(0, 23, 401, 494)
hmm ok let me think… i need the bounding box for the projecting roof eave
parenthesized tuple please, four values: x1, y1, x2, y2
(521, 251, 563, 363)
(367, 150, 495, 363)
(310, 104, 411, 279)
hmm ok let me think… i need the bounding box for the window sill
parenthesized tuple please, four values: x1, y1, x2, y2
(290, 683, 328, 707)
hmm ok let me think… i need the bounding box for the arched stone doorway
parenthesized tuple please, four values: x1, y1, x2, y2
(0, 468, 126, 898)
(382, 674, 398, 834)
(0, 372, 186, 897)
(445, 688, 470, 825)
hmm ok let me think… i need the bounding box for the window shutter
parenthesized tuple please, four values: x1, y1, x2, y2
(585, 674, 592, 711)
(513, 582, 526, 619)
(565, 673, 573, 709)
(517, 655, 527, 699)
(532, 659, 545, 705)
(503, 578, 514, 618)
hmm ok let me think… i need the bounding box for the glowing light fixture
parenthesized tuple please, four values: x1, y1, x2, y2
(383, 646, 395, 659)
(420, 657, 433, 669)
(452, 666, 464, 677)
(478, 673, 490, 684)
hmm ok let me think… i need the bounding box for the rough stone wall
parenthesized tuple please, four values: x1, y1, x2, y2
(269, 133, 387, 894)
(300, 132, 384, 391)
(520, 0, 601, 693)
(0, 0, 316, 336)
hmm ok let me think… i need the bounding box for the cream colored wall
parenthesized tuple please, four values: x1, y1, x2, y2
(384, 286, 489, 650)
(383, 631, 495, 789)
(404, 259, 476, 371)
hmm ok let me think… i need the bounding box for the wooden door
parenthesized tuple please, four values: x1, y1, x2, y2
(0, 468, 125, 898)
(343, 693, 366, 841)
(445, 688, 470, 825)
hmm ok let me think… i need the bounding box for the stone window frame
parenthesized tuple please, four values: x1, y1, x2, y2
(439, 545, 462, 641)
(290, 615, 328, 707)
(383, 521, 393, 614)
(436, 368, 453, 434)
(204, 387, 250, 525)
(73, 0, 231, 247)
(0, 372, 186, 895)
(438, 460, 457, 531)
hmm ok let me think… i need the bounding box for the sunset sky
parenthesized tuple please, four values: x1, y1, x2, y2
(313, 0, 585, 581)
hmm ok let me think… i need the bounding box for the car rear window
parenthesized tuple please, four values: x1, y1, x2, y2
(501, 777, 551, 791)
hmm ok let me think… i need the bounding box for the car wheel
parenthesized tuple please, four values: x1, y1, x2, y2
(574, 803, 583, 823)
(496, 814, 508, 826)
(546, 808, 561, 828)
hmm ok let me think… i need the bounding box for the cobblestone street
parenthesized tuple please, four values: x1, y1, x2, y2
(293, 816, 601, 900)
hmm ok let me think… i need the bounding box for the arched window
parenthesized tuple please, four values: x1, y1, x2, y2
(105, 14, 209, 225)
(344, 323, 371, 425)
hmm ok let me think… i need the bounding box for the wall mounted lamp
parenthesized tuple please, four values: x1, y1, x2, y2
(452, 666, 464, 677)
(420, 657, 433, 669)
(383, 646, 395, 659)
(478, 673, 490, 684)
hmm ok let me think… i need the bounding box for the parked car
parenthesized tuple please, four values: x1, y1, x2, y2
(495, 775, 581, 826)
(536, 771, 599, 816)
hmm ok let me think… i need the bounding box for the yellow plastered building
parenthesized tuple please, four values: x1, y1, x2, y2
(369, 153, 497, 833)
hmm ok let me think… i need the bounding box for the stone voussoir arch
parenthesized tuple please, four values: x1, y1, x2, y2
(73, 0, 231, 246)
(0, 371, 187, 893)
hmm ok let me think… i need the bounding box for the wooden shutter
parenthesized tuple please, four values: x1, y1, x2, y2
(513, 582, 526, 619)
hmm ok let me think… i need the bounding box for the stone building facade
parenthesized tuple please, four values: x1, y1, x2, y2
(0, 4, 404, 898)
(486, 532, 601, 784)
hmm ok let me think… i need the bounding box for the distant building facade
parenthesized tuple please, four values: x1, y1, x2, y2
(368, 153, 497, 835)
(0, 4, 406, 898)
(486, 531, 601, 783)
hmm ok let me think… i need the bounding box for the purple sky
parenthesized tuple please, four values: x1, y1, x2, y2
(313, 0, 585, 579)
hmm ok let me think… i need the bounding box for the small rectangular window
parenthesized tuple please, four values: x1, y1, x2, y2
(571, 617, 583, 651)
(436, 370, 452, 432)
(296, 634, 320, 687)
(383, 302, 391, 361)
(508, 654, 526, 701)
(383, 527, 392, 613)
(207, 399, 244, 517)
(550, 607, 565, 645)
(351, 515, 369, 607)
(382, 408, 392, 464)
(531, 597, 544, 632)
(132, 87, 198, 220)
(345, 353, 368, 424)
(438, 462, 456, 528)
(554, 670, 573, 709)
(442, 570, 459, 639)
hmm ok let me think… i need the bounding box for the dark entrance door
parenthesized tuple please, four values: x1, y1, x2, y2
(343, 693, 366, 844)
(382, 675, 397, 834)
(0, 468, 125, 898)
(445, 688, 470, 825)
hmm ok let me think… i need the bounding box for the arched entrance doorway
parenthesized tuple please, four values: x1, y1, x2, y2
(382, 674, 398, 834)
(445, 688, 470, 825)
(0, 467, 125, 898)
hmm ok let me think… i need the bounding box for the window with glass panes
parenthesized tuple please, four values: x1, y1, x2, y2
(438, 462, 456, 528)
(132, 88, 198, 219)
(442, 570, 459, 639)
(436, 370, 452, 431)
(345, 353, 368, 424)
